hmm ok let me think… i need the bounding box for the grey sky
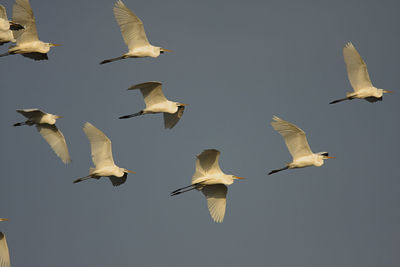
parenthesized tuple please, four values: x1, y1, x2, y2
(1, 0, 400, 266)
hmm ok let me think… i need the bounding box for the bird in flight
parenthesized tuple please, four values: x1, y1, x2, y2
(0, 4, 24, 45)
(14, 109, 71, 164)
(100, 0, 171, 64)
(119, 81, 187, 129)
(268, 116, 335, 175)
(171, 149, 245, 223)
(0, 218, 10, 267)
(330, 42, 393, 104)
(0, 0, 60, 60)
(74, 122, 135, 186)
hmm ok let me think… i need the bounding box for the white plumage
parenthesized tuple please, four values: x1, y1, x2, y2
(0, 4, 23, 45)
(0, 219, 10, 267)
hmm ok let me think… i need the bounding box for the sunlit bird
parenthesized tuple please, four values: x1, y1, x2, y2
(0, 4, 24, 45)
(171, 149, 245, 223)
(0, 0, 60, 60)
(119, 81, 187, 129)
(100, 0, 171, 64)
(74, 122, 135, 186)
(330, 42, 393, 104)
(0, 218, 10, 267)
(268, 116, 335, 175)
(14, 109, 71, 164)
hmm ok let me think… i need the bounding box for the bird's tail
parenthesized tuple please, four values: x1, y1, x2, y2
(118, 111, 144, 119)
(73, 175, 93, 184)
(0, 52, 11, 57)
(268, 166, 289, 175)
(13, 122, 27, 127)
(170, 183, 202, 196)
(329, 97, 350, 104)
(100, 55, 126, 64)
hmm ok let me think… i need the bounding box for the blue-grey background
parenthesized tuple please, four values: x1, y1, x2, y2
(1, 0, 399, 266)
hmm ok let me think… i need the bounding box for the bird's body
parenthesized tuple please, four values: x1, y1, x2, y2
(171, 149, 244, 223)
(0, 0, 60, 60)
(330, 42, 392, 104)
(100, 0, 171, 64)
(73, 122, 134, 187)
(14, 109, 71, 164)
(0, 4, 23, 45)
(119, 81, 186, 129)
(0, 218, 10, 267)
(268, 116, 334, 175)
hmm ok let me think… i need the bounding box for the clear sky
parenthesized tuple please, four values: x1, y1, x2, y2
(1, 0, 400, 266)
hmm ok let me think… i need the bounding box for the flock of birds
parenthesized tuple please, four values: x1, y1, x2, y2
(0, 0, 394, 265)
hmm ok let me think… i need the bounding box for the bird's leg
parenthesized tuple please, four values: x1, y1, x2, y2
(100, 55, 128, 64)
(13, 121, 28, 127)
(170, 182, 203, 196)
(73, 175, 93, 184)
(170, 186, 197, 196)
(118, 111, 144, 119)
(268, 166, 289, 175)
(329, 97, 353, 104)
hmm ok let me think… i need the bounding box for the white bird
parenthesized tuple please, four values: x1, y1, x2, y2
(268, 116, 335, 175)
(330, 42, 393, 104)
(0, 4, 24, 45)
(14, 109, 71, 164)
(0, 218, 10, 267)
(100, 0, 171, 64)
(0, 0, 60, 60)
(119, 81, 187, 129)
(171, 149, 244, 223)
(74, 122, 135, 186)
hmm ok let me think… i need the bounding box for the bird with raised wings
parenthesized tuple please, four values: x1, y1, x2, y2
(100, 0, 171, 64)
(330, 42, 392, 104)
(171, 149, 245, 223)
(14, 109, 71, 164)
(0, 4, 24, 45)
(74, 122, 135, 186)
(0, 218, 10, 267)
(0, 0, 60, 60)
(268, 116, 335, 175)
(119, 81, 187, 129)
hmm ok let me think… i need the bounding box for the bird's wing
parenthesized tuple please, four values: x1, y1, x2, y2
(343, 42, 373, 92)
(128, 81, 167, 107)
(36, 124, 71, 164)
(0, 5, 7, 20)
(192, 149, 223, 181)
(113, 0, 150, 50)
(12, 0, 38, 43)
(109, 172, 127, 187)
(271, 116, 313, 160)
(163, 106, 185, 129)
(16, 108, 45, 119)
(0, 232, 10, 267)
(83, 122, 115, 168)
(201, 184, 227, 223)
(21, 52, 48, 60)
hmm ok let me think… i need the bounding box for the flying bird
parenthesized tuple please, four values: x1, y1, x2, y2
(0, 0, 60, 60)
(171, 149, 245, 223)
(268, 116, 335, 175)
(0, 4, 24, 45)
(74, 122, 135, 186)
(119, 81, 187, 129)
(330, 42, 393, 104)
(0, 218, 10, 267)
(14, 109, 71, 164)
(100, 0, 171, 64)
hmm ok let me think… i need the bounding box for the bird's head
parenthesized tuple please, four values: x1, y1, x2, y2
(318, 152, 335, 160)
(159, 47, 172, 54)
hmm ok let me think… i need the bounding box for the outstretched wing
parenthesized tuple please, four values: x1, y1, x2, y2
(0, 5, 8, 20)
(128, 81, 167, 107)
(16, 108, 45, 119)
(192, 149, 223, 182)
(36, 124, 71, 164)
(271, 116, 313, 160)
(201, 184, 228, 223)
(163, 106, 185, 129)
(83, 122, 115, 168)
(0, 232, 10, 267)
(343, 42, 373, 92)
(113, 0, 150, 50)
(12, 0, 39, 43)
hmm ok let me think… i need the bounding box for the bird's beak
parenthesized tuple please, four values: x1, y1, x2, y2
(161, 48, 172, 52)
(234, 176, 245, 180)
(180, 103, 188, 106)
(0, 218, 9, 221)
(326, 156, 336, 159)
(56, 115, 63, 119)
(51, 43, 62, 47)
(126, 170, 136, 174)
(383, 90, 393, 93)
